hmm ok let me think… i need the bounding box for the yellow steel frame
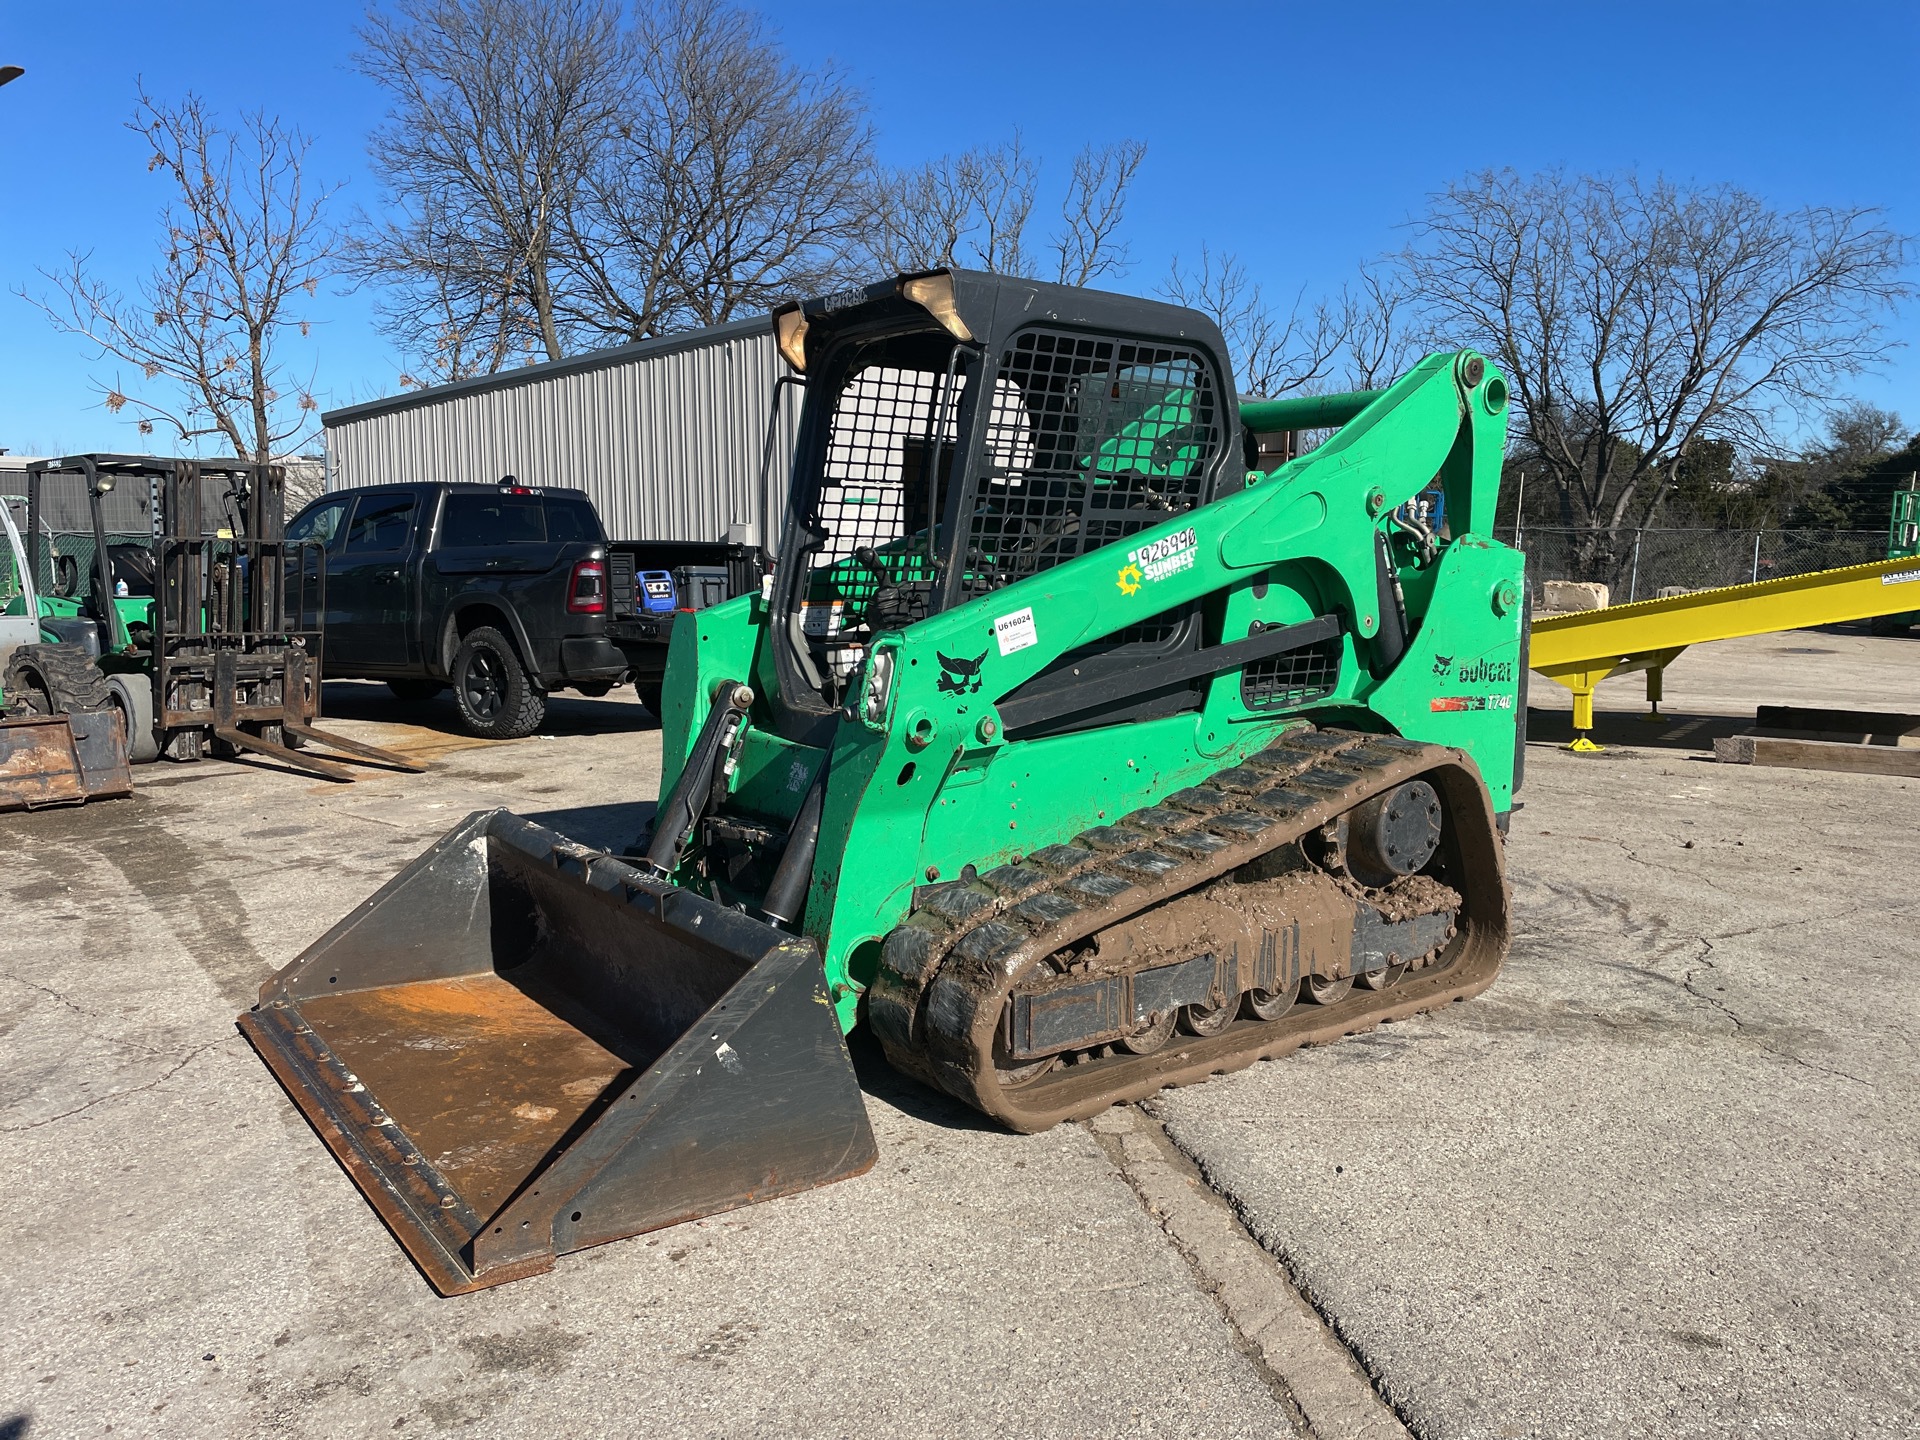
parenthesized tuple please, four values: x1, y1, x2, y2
(1530, 555, 1920, 751)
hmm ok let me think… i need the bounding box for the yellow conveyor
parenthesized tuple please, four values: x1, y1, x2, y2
(1530, 555, 1920, 750)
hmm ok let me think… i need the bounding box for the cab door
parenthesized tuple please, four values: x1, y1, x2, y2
(329, 490, 420, 670)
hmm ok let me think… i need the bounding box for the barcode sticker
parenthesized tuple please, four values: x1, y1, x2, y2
(994, 607, 1037, 656)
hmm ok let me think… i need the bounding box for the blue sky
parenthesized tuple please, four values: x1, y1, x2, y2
(1, 0, 1915, 457)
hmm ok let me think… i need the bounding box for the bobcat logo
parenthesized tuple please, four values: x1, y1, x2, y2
(1432, 654, 1454, 677)
(937, 650, 987, 695)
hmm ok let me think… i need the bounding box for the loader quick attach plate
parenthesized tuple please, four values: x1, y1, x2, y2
(239, 810, 877, 1295)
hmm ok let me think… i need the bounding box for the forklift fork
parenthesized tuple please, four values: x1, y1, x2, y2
(210, 649, 424, 784)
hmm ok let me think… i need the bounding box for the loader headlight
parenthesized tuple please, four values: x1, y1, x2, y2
(774, 303, 810, 372)
(898, 271, 973, 343)
(861, 647, 895, 729)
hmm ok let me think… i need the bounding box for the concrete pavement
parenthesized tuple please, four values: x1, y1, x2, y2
(0, 684, 1299, 1439)
(4, 626, 1916, 1438)
(1154, 624, 1920, 1438)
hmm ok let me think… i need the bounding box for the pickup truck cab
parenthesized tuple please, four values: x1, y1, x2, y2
(286, 481, 626, 738)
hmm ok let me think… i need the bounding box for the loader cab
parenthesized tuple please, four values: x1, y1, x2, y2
(767, 269, 1239, 735)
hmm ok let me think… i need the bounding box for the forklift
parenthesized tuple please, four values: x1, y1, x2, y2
(2, 454, 420, 785)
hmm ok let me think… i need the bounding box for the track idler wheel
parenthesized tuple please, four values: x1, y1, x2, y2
(1180, 994, 1238, 1037)
(1306, 974, 1355, 1006)
(1242, 977, 1300, 1022)
(1358, 961, 1409, 991)
(1119, 1009, 1177, 1054)
(996, 1053, 1061, 1088)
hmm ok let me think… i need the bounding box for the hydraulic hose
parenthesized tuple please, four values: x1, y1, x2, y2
(641, 681, 753, 877)
(1369, 531, 1408, 679)
(761, 757, 828, 928)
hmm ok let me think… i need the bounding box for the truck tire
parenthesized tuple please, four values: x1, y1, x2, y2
(451, 627, 545, 739)
(636, 680, 664, 717)
(106, 673, 161, 762)
(4, 642, 112, 717)
(387, 678, 445, 702)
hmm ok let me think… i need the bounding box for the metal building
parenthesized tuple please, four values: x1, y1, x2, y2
(321, 317, 798, 546)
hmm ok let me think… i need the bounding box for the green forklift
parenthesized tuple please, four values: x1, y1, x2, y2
(1, 485, 131, 810)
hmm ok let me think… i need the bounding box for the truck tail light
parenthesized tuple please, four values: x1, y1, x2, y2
(567, 559, 607, 615)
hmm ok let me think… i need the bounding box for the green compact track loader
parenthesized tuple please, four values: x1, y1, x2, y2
(243, 270, 1529, 1293)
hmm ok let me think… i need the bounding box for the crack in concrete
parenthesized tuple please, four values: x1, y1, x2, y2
(1680, 939, 1873, 1089)
(1613, 836, 1740, 896)
(0, 968, 102, 1021)
(1708, 906, 1897, 943)
(0, 968, 173, 1062)
(1528, 876, 1881, 1089)
(1091, 1106, 1413, 1439)
(1, 1040, 224, 1133)
(1153, 1118, 1426, 1439)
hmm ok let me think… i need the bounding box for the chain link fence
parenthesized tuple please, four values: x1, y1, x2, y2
(1499, 526, 1887, 604)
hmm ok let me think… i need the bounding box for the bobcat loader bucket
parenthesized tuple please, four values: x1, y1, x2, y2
(0, 710, 133, 813)
(239, 809, 877, 1295)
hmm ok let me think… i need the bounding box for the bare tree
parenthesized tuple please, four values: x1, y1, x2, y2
(1161, 245, 1344, 398)
(21, 87, 335, 463)
(1402, 168, 1911, 556)
(870, 136, 1144, 286)
(1332, 266, 1422, 392)
(867, 154, 976, 279)
(1053, 140, 1147, 287)
(354, 0, 628, 378)
(868, 137, 1035, 276)
(355, 0, 873, 374)
(380, 190, 518, 387)
(967, 136, 1040, 278)
(563, 0, 874, 339)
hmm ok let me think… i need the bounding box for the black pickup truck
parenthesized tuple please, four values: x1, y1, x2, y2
(285, 481, 758, 738)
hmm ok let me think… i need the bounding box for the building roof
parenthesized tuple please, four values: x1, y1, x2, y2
(322, 315, 775, 428)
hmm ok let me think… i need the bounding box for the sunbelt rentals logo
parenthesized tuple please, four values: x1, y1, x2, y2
(1118, 527, 1197, 595)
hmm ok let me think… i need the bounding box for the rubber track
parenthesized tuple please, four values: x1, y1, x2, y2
(869, 726, 1511, 1131)
(3, 642, 113, 715)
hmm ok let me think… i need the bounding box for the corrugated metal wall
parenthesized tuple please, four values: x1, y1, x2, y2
(322, 321, 801, 547)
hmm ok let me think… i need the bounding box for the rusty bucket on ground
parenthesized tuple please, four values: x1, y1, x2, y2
(0, 710, 133, 812)
(239, 809, 877, 1294)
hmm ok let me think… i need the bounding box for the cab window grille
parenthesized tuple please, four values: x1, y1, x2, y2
(958, 328, 1223, 646)
(806, 359, 965, 680)
(1240, 633, 1343, 711)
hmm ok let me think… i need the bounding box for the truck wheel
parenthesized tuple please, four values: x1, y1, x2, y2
(451, 627, 545, 739)
(106, 674, 161, 763)
(386, 678, 445, 703)
(636, 681, 664, 717)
